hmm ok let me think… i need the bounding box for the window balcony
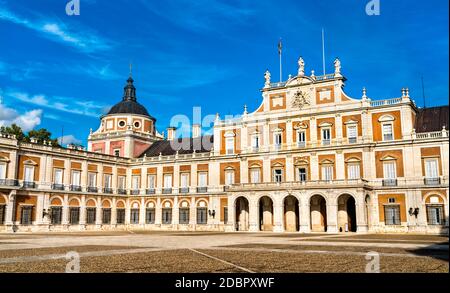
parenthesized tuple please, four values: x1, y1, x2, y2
(348, 137, 357, 144)
(118, 188, 127, 195)
(23, 181, 36, 189)
(179, 187, 190, 194)
(130, 189, 140, 195)
(103, 187, 113, 194)
(146, 188, 155, 195)
(162, 188, 173, 194)
(197, 187, 208, 193)
(70, 185, 82, 192)
(223, 185, 230, 192)
(87, 186, 98, 193)
(0, 179, 19, 187)
(297, 141, 306, 148)
(52, 183, 65, 191)
(322, 139, 331, 146)
(424, 177, 440, 186)
(382, 179, 398, 186)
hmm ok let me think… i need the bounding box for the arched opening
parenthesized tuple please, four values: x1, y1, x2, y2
(337, 194, 357, 232)
(235, 197, 249, 231)
(310, 195, 327, 232)
(284, 196, 299, 232)
(259, 196, 274, 231)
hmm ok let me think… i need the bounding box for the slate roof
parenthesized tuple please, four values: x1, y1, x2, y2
(415, 106, 449, 133)
(107, 100, 154, 119)
(140, 135, 214, 157)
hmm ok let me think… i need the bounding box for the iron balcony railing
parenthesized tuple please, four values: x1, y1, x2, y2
(103, 187, 113, 194)
(227, 179, 368, 191)
(52, 184, 65, 191)
(197, 187, 208, 193)
(382, 179, 398, 187)
(23, 181, 36, 189)
(87, 186, 98, 193)
(131, 189, 140, 195)
(179, 187, 190, 194)
(118, 188, 127, 195)
(70, 185, 82, 192)
(162, 188, 173, 194)
(424, 177, 441, 186)
(146, 188, 155, 195)
(0, 179, 19, 186)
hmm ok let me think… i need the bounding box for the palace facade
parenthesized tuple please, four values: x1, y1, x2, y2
(0, 57, 448, 234)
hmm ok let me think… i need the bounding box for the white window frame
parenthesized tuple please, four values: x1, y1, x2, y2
(424, 158, 439, 179)
(274, 132, 282, 147)
(322, 128, 331, 142)
(24, 165, 35, 182)
(71, 170, 81, 186)
(321, 165, 333, 181)
(118, 175, 126, 190)
(132, 175, 140, 190)
(163, 174, 173, 188)
(225, 137, 235, 155)
(347, 125, 357, 143)
(347, 163, 360, 180)
(297, 130, 306, 146)
(0, 162, 7, 180)
(383, 161, 397, 179)
(251, 134, 260, 149)
(198, 172, 208, 187)
(180, 173, 189, 188)
(147, 174, 156, 189)
(104, 174, 112, 188)
(297, 167, 307, 182)
(53, 168, 63, 185)
(250, 168, 261, 184)
(88, 172, 97, 187)
(382, 122, 394, 141)
(273, 169, 283, 183)
(225, 169, 235, 186)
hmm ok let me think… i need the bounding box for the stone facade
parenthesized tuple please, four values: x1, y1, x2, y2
(0, 58, 448, 234)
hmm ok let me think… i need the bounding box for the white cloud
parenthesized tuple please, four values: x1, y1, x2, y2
(6, 90, 107, 118)
(0, 104, 42, 132)
(57, 135, 82, 146)
(0, 6, 112, 53)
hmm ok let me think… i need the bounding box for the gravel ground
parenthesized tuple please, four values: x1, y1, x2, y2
(0, 245, 146, 259)
(332, 234, 449, 241)
(294, 238, 449, 245)
(199, 249, 449, 273)
(0, 249, 240, 273)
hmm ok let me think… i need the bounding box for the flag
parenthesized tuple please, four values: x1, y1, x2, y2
(278, 38, 282, 56)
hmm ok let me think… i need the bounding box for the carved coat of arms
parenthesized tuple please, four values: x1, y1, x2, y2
(292, 90, 310, 109)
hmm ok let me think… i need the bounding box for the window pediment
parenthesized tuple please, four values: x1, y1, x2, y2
(380, 155, 397, 161)
(344, 120, 359, 125)
(271, 162, 284, 168)
(318, 122, 333, 128)
(378, 114, 395, 122)
(345, 157, 361, 163)
(271, 127, 284, 133)
(0, 156, 10, 162)
(320, 159, 334, 165)
(23, 159, 37, 166)
(293, 122, 308, 130)
(224, 131, 236, 138)
(294, 159, 309, 166)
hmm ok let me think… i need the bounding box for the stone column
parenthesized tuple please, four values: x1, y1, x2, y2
(125, 198, 130, 225)
(111, 197, 117, 226)
(310, 117, 317, 146)
(226, 196, 236, 232)
(5, 191, 16, 231)
(335, 151, 345, 180)
(35, 194, 45, 225)
(310, 153, 319, 181)
(249, 200, 259, 232)
(335, 114, 343, 144)
(326, 197, 338, 233)
(62, 194, 69, 226)
(263, 157, 271, 183)
(95, 196, 102, 228)
(240, 159, 248, 184)
(189, 197, 196, 227)
(273, 199, 284, 232)
(79, 195, 86, 229)
(155, 197, 162, 225)
(299, 196, 311, 233)
(139, 197, 146, 226)
(356, 192, 368, 233)
(173, 196, 180, 227)
(285, 155, 294, 182)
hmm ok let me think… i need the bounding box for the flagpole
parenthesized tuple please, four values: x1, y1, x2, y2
(322, 28, 326, 75)
(278, 38, 283, 82)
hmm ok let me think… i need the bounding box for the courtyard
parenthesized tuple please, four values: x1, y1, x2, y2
(0, 231, 448, 273)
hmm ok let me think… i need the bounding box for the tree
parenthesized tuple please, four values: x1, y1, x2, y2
(28, 128, 60, 147)
(0, 124, 26, 142)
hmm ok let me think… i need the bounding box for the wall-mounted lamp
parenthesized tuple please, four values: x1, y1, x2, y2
(408, 207, 419, 217)
(208, 209, 216, 218)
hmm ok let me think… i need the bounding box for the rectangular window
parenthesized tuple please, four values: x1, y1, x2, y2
(71, 170, 81, 186)
(225, 170, 235, 186)
(0, 163, 6, 180)
(252, 135, 260, 149)
(0, 205, 5, 225)
(274, 133, 282, 146)
(197, 208, 208, 224)
(86, 208, 96, 224)
(24, 166, 34, 182)
(163, 174, 173, 188)
(198, 172, 207, 187)
(180, 173, 189, 188)
(273, 169, 283, 183)
(179, 208, 190, 224)
(298, 168, 307, 182)
(146, 208, 155, 224)
(322, 128, 331, 144)
(104, 174, 112, 188)
(250, 168, 261, 184)
(383, 161, 397, 179)
(427, 205, 444, 225)
(102, 209, 111, 224)
(425, 159, 439, 179)
(118, 176, 126, 189)
(382, 123, 394, 141)
(348, 164, 360, 180)
(147, 175, 156, 189)
(226, 138, 234, 155)
(130, 209, 139, 224)
(132, 176, 140, 190)
(20, 206, 33, 225)
(54, 168, 63, 185)
(384, 206, 401, 225)
(347, 125, 357, 143)
(116, 209, 125, 224)
(69, 207, 80, 224)
(50, 207, 62, 225)
(297, 131, 306, 147)
(322, 165, 333, 181)
(162, 208, 172, 224)
(223, 207, 228, 224)
(88, 172, 97, 187)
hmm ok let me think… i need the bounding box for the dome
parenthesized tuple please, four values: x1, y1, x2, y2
(106, 76, 155, 120)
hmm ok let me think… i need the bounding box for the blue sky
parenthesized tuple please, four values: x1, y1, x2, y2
(0, 0, 448, 146)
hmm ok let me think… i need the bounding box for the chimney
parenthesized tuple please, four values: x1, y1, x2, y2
(192, 124, 201, 138)
(167, 127, 176, 141)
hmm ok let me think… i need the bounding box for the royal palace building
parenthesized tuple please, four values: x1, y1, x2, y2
(0, 57, 448, 234)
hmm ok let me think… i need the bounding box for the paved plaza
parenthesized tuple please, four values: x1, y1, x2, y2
(0, 231, 448, 273)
